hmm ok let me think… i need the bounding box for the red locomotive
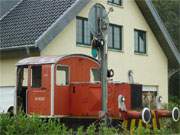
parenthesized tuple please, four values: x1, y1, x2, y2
(15, 54, 179, 129)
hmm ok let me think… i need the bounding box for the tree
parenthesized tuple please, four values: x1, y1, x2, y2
(152, 0, 180, 99)
(153, 0, 180, 51)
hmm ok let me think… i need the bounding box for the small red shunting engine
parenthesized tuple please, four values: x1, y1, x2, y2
(15, 54, 179, 129)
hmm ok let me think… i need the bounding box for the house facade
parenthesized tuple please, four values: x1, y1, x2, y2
(0, 0, 180, 103)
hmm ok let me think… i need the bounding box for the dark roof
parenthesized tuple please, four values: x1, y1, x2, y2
(0, 0, 77, 49)
(0, 0, 21, 18)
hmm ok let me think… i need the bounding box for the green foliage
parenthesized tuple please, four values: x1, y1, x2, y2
(152, 0, 180, 51)
(1, 107, 180, 135)
(86, 124, 96, 135)
(0, 113, 69, 135)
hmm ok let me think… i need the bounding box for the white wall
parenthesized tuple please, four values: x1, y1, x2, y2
(41, 0, 168, 102)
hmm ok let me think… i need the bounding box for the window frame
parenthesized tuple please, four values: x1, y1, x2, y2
(107, 0, 122, 6)
(76, 16, 92, 46)
(90, 68, 101, 82)
(30, 65, 42, 88)
(56, 65, 70, 86)
(142, 85, 158, 109)
(76, 17, 123, 51)
(108, 24, 123, 51)
(134, 29, 147, 54)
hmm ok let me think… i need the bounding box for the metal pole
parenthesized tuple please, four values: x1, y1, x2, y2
(101, 36, 108, 124)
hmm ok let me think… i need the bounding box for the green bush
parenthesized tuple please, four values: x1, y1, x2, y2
(1, 101, 180, 135)
(0, 113, 121, 135)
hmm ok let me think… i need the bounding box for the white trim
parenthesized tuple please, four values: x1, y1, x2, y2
(143, 85, 158, 92)
(0, 44, 35, 51)
(141, 107, 151, 124)
(172, 107, 180, 122)
(14, 67, 18, 114)
(50, 64, 55, 116)
(0, 0, 23, 21)
(55, 64, 70, 86)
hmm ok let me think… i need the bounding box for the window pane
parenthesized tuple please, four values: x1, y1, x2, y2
(134, 31, 139, 52)
(84, 20, 91, 45)
(108, 26, 113, 48)
(23, 68, 28, 87)
(114, 27, 121, 49)
(31, 66, 41, 88)
(76, 18, 83, 43)
(56, 66, 69, 86)
(139, 36, 145, 52)
(90, 69, 100, 82)
(108, 0, 113, 2)
(114, 0, 120, 4)
(139, 32, 146, 53)
(134, 30, 146, 53)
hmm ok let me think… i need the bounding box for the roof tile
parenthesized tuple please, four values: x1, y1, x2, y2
(0, 0, 77, 48)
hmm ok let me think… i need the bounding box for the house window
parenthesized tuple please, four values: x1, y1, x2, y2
(76, 17, 91, 45)
(31, 66, 42, 88)
(76, 17, 122, 50)
(108, 0, 122, 5)
(134, 29, 146, 54)
(108, 24, 122, 50)
(56, 66, 69, 86)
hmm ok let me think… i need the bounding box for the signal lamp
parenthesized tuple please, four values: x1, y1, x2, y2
(107, 69, 114, 78)
(158, 96, 162, 103)
(121, 96, 125, 103)
(91, 39, 102, 58)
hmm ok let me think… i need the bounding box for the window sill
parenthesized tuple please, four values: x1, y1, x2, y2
(77, 44, 124, 53)
(77, 43, 91, 48)
(107, 2, 124, 8)
(109, 48, 124, 53)
(134, 52, 148, 56)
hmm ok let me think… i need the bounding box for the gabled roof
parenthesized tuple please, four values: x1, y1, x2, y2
(0, 0, 179, 67)
(0, 0, 90, 49)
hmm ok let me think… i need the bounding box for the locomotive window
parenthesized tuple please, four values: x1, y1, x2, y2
(56, 66, 69, 86)
(22, 68, 28, 87)
(142, 86, 158, 109)
(90, 69, 100, 82)
(31, 66, 42, 88)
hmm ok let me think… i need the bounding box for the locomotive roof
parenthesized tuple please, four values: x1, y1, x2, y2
(16, 54, 99, 66)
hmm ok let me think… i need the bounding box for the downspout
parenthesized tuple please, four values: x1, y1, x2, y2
(25, 47, 31, 56)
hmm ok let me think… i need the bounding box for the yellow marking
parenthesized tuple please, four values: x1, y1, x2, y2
(130, 119, 136, 135)
(122, 120, 128, 129)
(152, 111, 158, 129)
(137, 119, 143, 135)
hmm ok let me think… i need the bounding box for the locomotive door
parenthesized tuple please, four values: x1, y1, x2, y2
(27, 65, 51, 115)
(16, 66, 28, 113)
(54, 65, 70, 115)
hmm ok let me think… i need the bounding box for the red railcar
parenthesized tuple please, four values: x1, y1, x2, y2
(15, 54, 179, 128)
